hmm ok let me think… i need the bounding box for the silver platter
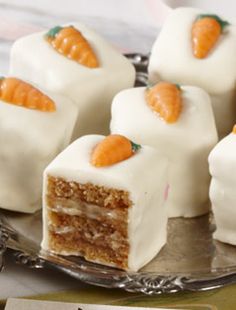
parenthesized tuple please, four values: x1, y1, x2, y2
(2, 204, 236, 295)
(1, 55, 236, 294)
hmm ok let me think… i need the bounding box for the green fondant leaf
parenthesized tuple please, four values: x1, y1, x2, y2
(46, 26, 63, 38)
(175, 83, 181, 90)
(146, 82, 155, 90)
(197, 14, 230, 31)
(131, 141, 141, 153)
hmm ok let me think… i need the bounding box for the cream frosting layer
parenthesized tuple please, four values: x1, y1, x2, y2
(10, 22, 135, 140)
(148, 7, 236, 138)
(110, 85, 218, 218)
(0, 84, 78, 213)
(42, 134, 168, 271)
(209, 133, 236, 245)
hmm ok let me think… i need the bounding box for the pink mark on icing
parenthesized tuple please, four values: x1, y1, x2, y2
(164, 184, 169, 201)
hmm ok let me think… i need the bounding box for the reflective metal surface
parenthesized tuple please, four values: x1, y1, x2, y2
(1, 198, 236, 294)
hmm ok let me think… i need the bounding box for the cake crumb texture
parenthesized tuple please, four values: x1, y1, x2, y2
(47, 176, 132, 209)
(46, 176, 132, 270)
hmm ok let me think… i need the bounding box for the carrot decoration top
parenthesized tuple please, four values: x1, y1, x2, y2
(145, 82, 182, 124)
(232, 124, 236, 134)
(0, 77, 56, 112)
(192, 14, 230, 59)
(45, 25, 99, 68)
(90, 134, 141, 167)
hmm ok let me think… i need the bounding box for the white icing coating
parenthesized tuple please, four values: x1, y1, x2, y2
(9, 22, 135, 140)
(209, 133, 236, 245)
(42, 134, 168, 271)
(148, 7, 236, 138)
(110, 85, 218, 218)
(0, 83, 78, 213)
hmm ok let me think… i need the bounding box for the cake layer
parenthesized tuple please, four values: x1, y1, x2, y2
(47, 178, 130, 269)
(47, 179, 130, 269)
(48, 230, 128, 270)
(47, 176, 132, 210)
(10, 22, 135, 139)
(48, 210, 127, 236)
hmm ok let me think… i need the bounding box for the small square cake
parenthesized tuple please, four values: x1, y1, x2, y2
(148, 7, 236, 138)
(0, 77, 78, 213)
(9, 22, 135, 139)
(110, 83, 218, 217)
(209, 126, 236, 245)
(41, 134, 168, 271)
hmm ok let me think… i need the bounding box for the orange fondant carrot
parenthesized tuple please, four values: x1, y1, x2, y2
(0, 77, 56, 112)
(192, 14, 229, 59)
(91, 134, 141, 167)
(145, 82, 182, 123)
(232, 124, 236, 134)
(46, 25, 99, 68)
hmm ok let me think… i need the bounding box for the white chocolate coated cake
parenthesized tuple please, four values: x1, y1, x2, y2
(0, 77, 78, 213)
(148, 7, 236, 138)
(110, 85, 218, 218)
(10, 22, 135, 140)
(209, 130, 236, 245)
(41, 134, 168, 271)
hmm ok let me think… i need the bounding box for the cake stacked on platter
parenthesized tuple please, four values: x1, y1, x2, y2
(209, 126, 236, 246)
(0, 76, 78, 213)
(110, 82, 218, 218)
(1, 6, 236, 271)
(42, 134, 168, 271)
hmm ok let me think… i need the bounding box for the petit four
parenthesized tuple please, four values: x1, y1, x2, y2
(10, 23, 135, 140)
(148, 7, 236, 138)
(209, 126, 236, 245)
(0, 77, 78, 213)
(110, 83, 218, 217)
(41, 134, 168, 271)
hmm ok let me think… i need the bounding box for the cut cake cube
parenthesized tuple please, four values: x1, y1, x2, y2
(41, 134, 168, 271)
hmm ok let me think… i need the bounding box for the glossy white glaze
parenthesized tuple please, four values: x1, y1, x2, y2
(110, 85, 218, 217)
(148, 7, 236, 138)
(0, 83, 78, 213)
(209, 133, 236, 245)
(42, 134, 168, 271)
(9, 22, 135, 140)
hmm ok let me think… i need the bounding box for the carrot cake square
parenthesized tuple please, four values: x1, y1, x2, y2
(41, 134, 168, 271)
